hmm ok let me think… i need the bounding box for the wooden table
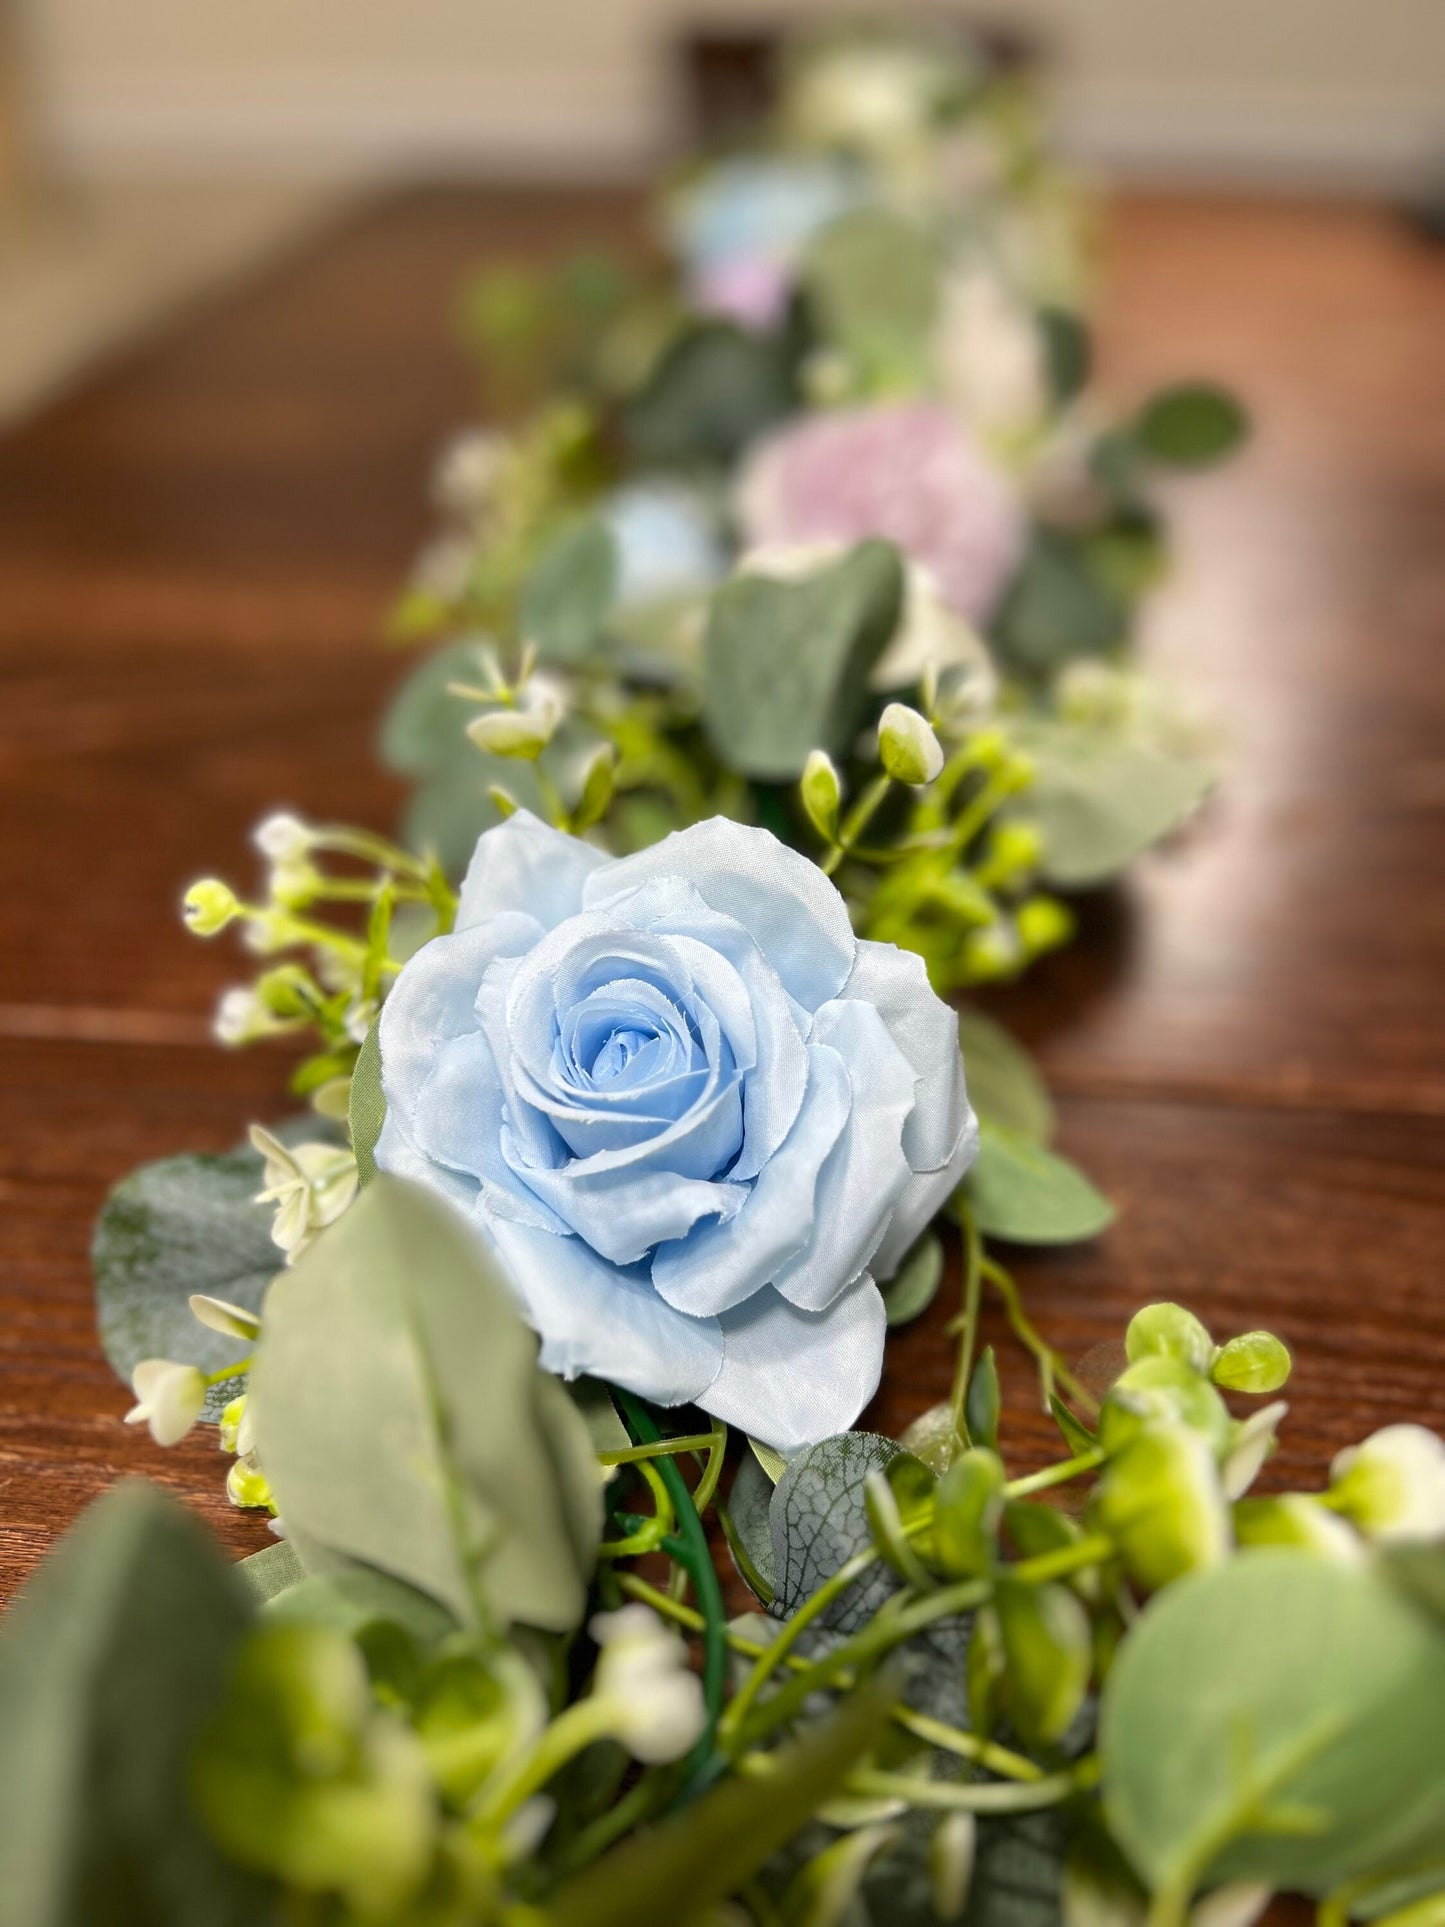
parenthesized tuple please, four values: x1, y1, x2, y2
(0, 187, 1442, 1596)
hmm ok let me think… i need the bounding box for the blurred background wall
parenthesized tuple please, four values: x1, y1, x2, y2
(19, 0, 1445, 193)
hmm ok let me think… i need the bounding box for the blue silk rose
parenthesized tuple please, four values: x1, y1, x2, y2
(374, 812, 977, 1450)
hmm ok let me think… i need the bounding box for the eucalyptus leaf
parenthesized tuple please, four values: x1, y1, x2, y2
(237, 1537, 305, 1604)
(992, 530, 1125, 676)
(624, 320, 798, 469)
(1134, 384, 1249, 468)
(566, 1377, 632, 1456)
(248, 1176, 602, 1634)
(703, 540, 905, 779)
(520, 518, 617, 663)
(0, 1483, 264, 1926)
(802, 206, 938, 379)
(957, 1008, 1054, 1144)
(965, 1124, 1114, 1245)
(1010, 720, 1216, 889)
(727, 1450, 778, 1603)
(264, 1567, 457, 1649)
(1041, 308, 1091, 407)
(92, 1151, 278, 1419)
(1100, 1550, 1445, 1901)
(771, 1432, 903, 1630)
(349, 1023, 385, 1188)
(379, 638, 498, 779)
(882, 1230, 945, 1327)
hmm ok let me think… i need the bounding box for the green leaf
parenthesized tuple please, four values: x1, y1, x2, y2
(1011, 720, 1216, 889)
(349, 1023, 385, 1188)
(956, 1008, 1054, 1144)
(726, 1451, 777, 1603)
(881, 1230, 944, 1328)
(771, 1433, 903, 1630)
(237, 1537, 305, 1604)
(379, 638, 495, 778)
(965, 1123, 1114, 1245)
(519, 517, 617, 664)
(1040, 307, 1091, 406)
(92, 1152, 277, 1419)
(0, 1483, 264, 1926)
(249, 1176, 602, 1634)
(264, 1567, 457, 1649)
(1134, 383, 1249, 468)
(1100, 1550, 1445, 1901)
(703, 540, 905, 779)
(547, 1674, 896, 1927)
(565, 1377, 632, 1456)
(991, 529, 1126, 676)
(624, 320, 798, 469)
(802, 207, 939, 380)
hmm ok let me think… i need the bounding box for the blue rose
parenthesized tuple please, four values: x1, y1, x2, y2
(375, 813, 976, 1450)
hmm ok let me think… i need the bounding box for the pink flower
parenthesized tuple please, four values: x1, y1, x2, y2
(736, 402, 1026, 624)
(688, 254, 795, 333)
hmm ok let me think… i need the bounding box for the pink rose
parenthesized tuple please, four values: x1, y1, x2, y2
(736, 402, 1025, 624)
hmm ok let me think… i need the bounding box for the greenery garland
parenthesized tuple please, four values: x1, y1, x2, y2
(2, 21, 1442, 1927)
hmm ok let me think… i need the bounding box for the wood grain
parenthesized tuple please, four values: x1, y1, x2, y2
(0, 186, 1442, 1608)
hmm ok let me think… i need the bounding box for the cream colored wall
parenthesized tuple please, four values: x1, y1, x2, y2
(24, 0, 1445, 190)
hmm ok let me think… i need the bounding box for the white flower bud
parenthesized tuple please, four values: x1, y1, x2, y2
(1221, 1400, 1287, 1501)
(249, 1124, 358, 1260)
(590, 1604, 706, 1764)
(800, 749, 842, 841)
(467, 678, 564, 760)
(182, 879, 239, 937)
(213, 987, 289, 1047)
(125, 1359, 207, 1447)
(1125, 1303, 1214, 1376)
(1211, 1331, 1292, 1394)
(1329, 1424, 1445, 1544)
(878, 703, 944, 786)
(432, 427, 507, 519)
(189, 1294, 262, 1342)
(253, 812, 313, 863)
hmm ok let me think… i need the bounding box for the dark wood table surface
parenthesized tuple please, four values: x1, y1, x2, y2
(0, 186, 1442, 1597)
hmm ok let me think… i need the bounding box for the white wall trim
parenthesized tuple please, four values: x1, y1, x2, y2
(39, 70, 1441, 195)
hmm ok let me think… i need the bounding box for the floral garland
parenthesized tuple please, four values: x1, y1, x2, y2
(3, 22, 1443, 1927)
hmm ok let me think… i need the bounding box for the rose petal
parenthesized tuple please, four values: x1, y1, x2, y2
(770, 999, 916, 1313)
(651, 1040, 851, 1317)
(843, 939, 975, 1174)
(584, 819, 856, 1012)
(702, 1276, 887, 1452)
(484, 1216, 723, 1408)
(456, 809, 610, 934)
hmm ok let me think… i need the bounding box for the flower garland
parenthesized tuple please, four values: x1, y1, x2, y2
(2, 21, 1442, 1927)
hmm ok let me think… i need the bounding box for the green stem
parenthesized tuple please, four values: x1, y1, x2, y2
(981, 1255, 1095, 1413)
(949, 1203, 984, 1438)
(719, 1548, 879, 1748)
(598, 1432, 718, 1466)
(615, 1391, 726, 1792)
(1005, 1449, 1106, 1498)
(840, 1764, 1084, 1814)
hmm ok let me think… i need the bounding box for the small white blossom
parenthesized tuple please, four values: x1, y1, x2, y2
(214, 987, 294, 1048)
(125, 1359, 206, 1447)
(249, 1125, 358, 1261)
(466, 675, 566, 761)
(590, 1604, 706, 1763)
(253, 812, 313, 864)
(1329, 1424, 1445, 1544)
(933, 266, 1049, 449)
(432, 427, 508, 520)
(1221, 1400, 1287, 1501)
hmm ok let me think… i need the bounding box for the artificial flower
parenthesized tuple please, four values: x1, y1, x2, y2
(374, 811, 976, 1449)
(589, 1604, 707, 1763)
(250, 1125, 359, 1262)
(736, 402, 1026, 626)
(599, 481, 728, 611)
(668, 155, 860, 329)
(125, 1359, 207, 1448)
(1328, 1423, 1445, 1544)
